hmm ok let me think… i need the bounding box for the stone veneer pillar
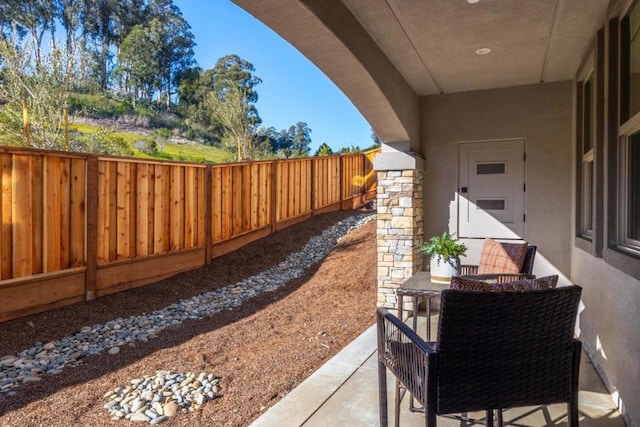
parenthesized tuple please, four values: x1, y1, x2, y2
(376, 169, 424, 309)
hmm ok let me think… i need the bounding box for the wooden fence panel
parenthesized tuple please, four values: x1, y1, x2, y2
(276, 159, 312, 222)
(312, 156, 341, 210)
(210, 162, 273, 243)
(341, 154, 364, 200)
(97, 159, 207, 264)
(0, 152, 88, 279)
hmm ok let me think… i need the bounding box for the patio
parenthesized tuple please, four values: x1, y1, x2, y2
(251, 312, 625, 427)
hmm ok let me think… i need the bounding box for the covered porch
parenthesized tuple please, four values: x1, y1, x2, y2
(232, 1, 640, 425)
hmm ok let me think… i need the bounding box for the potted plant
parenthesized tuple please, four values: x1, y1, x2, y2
(418, 232, 467, 284)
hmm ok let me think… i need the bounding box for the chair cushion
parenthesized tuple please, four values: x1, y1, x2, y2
(477, 238, 528, 274)
(450, 275, 559, 292)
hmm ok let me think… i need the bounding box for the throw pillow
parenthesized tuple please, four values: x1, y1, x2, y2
(450, 275, 559, 292)
(477, 238, 528, 274)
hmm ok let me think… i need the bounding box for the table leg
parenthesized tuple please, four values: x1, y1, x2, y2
(411, 296, 418, 332)
(425, 296, 431, 341)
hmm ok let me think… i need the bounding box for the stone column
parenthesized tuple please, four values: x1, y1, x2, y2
(374, 152, 425, 310)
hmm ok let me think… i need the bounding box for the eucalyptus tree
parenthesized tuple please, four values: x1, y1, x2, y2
(0, 0, 56, 65)
(145, 0, 195, 107)
(116, 20, 162, 102)
(179, 55, 261, 144)
(275, 122, 311, 158)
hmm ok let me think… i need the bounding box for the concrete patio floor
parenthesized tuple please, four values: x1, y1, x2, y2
(251, 313, 626, 427)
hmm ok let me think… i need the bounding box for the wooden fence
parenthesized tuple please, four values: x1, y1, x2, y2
(0, 147, 378, 322)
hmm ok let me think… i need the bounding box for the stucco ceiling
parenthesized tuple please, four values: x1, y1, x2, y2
(236, 0, 610, 96)
(343, 0, 611, 95)
(233, 0, 613, 145)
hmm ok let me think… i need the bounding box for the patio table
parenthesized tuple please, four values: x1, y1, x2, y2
(396, 271, 447, 341)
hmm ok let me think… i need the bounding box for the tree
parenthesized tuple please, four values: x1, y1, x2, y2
(206, 84, 257, 161)
(338, 143, 362, 154)
(179, 55, 261, 144)
(146, 0, 195, 107)
(315, 142, 333, 156)
(275, 122, 311, 158)
(81, 0, 120, 91)
(0, 0, 56, 65)
(116, 21, 162, 101)
(0, 31, 72, 149)
(370, 127, 381, 146)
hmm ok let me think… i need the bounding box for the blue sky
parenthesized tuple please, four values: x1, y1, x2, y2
(173, 0, 372, 153)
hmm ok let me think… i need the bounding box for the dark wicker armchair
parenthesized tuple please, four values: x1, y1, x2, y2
(377, 285, 582, 427)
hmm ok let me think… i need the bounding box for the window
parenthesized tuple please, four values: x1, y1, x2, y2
(580, 73, 595, 237)
(620, 132, 640, 249)
(619, 1, 640, 255)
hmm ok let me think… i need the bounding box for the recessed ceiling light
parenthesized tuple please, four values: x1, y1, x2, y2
(467, 0, 480, 3)
(475, 47, 492, 55)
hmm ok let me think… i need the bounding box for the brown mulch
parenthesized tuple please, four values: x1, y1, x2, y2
(0, 210, 377, 426)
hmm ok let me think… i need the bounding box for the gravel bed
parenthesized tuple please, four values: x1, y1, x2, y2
(0, 212, 375, 423)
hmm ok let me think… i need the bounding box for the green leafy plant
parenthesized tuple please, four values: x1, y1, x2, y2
(418, 232, 467, 262)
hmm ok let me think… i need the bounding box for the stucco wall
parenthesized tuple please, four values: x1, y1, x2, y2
(420, 81, 573, 277)
(572, 249, 640, 425)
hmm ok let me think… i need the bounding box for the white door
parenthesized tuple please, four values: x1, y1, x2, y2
(458, 139, 525, 239)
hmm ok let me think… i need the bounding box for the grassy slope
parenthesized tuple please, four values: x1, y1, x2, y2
(70, 123, 229, 164)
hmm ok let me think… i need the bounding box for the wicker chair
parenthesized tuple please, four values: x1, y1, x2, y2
(377, 285, 582, 427)
(460, 244, 537, 276)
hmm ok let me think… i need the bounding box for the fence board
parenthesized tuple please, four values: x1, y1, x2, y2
(12, 155, 32, 278)
(242, 164, 251, 232)
(197, 168, 206, 246)
(44, 157, 61, 272)
(31, 156, 43, 275)
(70, 158, 85, 267)
(211, 167, 222, 242)
(136, 163, 150, 257)
(1, 155, 12, 279)
(59, 158, 71, 268)
(169, 166, 184, 251)
(153, 164, 169, 253)
(250, 164, 259, 229)
(107, 162, 118, 261)
(221, 166, 232, 240)
(231, 166, 242, 236)
(116, 161, 133, 259)
(261, 163, 270, 227)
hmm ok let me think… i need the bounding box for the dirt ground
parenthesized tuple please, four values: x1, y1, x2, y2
(0, 210, 377, 426)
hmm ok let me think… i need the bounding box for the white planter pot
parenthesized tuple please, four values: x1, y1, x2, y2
(430, 255, 460, 284)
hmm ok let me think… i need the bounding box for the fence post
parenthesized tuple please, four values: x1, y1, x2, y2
(85, 156, 99, 300)
(204, 164, 213, 264)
